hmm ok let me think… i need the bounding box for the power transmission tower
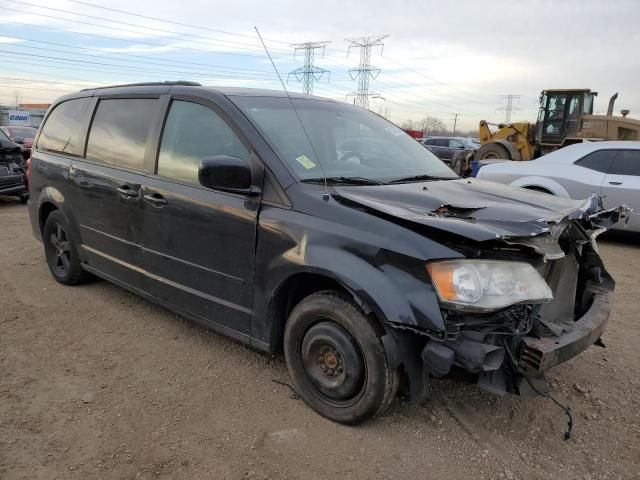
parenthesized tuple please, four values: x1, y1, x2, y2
(346, 35, 388, 109)
(498, 94, 520, 123)
(451, 113, 461, 134)
(288, 41, 330, 95)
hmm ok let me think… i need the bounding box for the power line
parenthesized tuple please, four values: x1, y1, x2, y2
(497, 94, 520, 122)
(63, 0, 291, 45)
(346, 35, 388, 110)
(2, 18, 288, 60)
(0, 50, 276, 80)
(382, 56, 496, 104)
(4, 0, 286, 53)
(288, 42, 330, 95)
(0, 38, 279, 78)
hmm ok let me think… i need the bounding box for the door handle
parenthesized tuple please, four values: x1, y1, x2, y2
(608, 181, 623, 186)
(116, 185, 140, 198)
(143, 193, 168, 207)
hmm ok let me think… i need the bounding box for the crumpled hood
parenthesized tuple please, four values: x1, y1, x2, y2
(334, 178, 623, 241)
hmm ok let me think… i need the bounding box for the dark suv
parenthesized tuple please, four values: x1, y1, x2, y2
(0, 127, 29, 202)
(28, 82, 626, 424)
(422, 136, 479, 161)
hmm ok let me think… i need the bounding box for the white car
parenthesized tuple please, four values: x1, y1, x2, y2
(476, 141, 640, 232)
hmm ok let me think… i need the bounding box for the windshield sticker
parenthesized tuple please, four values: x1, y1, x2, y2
(296, 155, 317, 169)
(385, 125, 405, 136)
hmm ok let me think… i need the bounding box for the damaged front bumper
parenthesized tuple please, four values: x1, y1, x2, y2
(519, 289, 612, 373)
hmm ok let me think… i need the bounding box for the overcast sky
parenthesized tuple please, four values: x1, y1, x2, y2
(0, 0, 637, 130)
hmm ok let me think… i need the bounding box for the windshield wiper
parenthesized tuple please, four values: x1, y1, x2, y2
(301, 176, 387, 186)
(389, 174, 457, 183)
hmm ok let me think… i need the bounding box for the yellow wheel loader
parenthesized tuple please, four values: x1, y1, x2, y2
(474, 89, 640, 162)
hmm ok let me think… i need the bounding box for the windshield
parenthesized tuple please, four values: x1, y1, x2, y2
(232, 96, 457, 183)
(7, 126, 36, 138)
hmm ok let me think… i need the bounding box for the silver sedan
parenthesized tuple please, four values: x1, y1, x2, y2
(476, 141, 640, 232)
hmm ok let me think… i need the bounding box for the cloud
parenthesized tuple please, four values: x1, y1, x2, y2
(1, 0, 638, 129)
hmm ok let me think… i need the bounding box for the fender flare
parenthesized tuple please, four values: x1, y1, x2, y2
(269, 246, 445, 334)
(36, 186, 66, 230)
(509, 176, 570, 198)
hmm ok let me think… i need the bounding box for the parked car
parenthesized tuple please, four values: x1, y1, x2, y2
(421, 136, 478, 162)
(476, 141, 640, 232)
(0, 127, 29, 202)
(1, 125, 38, 159)
(29, 83, 627, 425)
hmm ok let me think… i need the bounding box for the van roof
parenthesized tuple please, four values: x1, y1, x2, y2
(82, 81, 333, 101)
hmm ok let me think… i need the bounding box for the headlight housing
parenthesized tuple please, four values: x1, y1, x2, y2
(426, 260, 553, 312)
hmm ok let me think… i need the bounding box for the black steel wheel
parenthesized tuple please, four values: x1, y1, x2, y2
(42, 210, 90, 285)
(284, 291, 398, 424)
(301, 321, 366, 405)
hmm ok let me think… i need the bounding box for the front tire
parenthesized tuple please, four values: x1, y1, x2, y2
(474, 142, 511, 160)
(284, 291, 398, 424)
(43, 210, 90, 285)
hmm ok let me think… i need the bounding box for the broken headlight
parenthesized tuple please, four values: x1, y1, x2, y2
(426, 260, 553, 312)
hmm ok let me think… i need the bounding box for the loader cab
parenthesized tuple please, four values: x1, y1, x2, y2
(536, 89, 596, 145)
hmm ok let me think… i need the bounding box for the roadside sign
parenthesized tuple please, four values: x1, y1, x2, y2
(8, 110, 31, 125)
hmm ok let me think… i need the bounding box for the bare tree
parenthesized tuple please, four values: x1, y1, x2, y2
(417, 116, 446, 136)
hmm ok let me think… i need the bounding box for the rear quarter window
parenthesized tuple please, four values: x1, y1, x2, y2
(574, 150, 615, 173)
(37, 98, 92, 156)
(610, 150, 640, 176)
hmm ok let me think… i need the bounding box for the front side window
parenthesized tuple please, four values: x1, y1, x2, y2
(575, 150, 616, 173)
(86, 99, 159, 171)
(156, 101, 250, 184)
(610, 150, 640, 176)
(543, 93, 567, 135)
(37, 98, 92, 155)
(449, 139, 463, 149)
(232, 97, 455, 183)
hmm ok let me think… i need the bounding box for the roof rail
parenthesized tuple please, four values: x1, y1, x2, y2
(82, 81, 202, 91)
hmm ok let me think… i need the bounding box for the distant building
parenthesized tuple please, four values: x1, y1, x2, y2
(0, 103, 51, 127)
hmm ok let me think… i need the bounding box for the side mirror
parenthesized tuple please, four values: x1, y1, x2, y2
(198, 155, 260, 196)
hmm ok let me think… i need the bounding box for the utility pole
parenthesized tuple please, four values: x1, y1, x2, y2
(498, 94, 520, 123)
(346, 35, 388, 110)
(288, 41, 330, 95)
(451, 113, 461, 134)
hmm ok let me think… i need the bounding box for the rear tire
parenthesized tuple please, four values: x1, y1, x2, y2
(43, 210, 90, 285)
(475, 142, 511, 160)
(19, 193, 29, 204)
(283, 291, 398, 425)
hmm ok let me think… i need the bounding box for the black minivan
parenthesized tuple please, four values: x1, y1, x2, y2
(28, 82, 626, 424)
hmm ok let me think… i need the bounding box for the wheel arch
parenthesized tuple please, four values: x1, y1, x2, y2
(37, 186, 66, 234)
(267, 269, 380, 354)
(509, 176, 570, 197)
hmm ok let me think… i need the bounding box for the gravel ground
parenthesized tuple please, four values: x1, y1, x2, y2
(1, 198, 639, 480)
